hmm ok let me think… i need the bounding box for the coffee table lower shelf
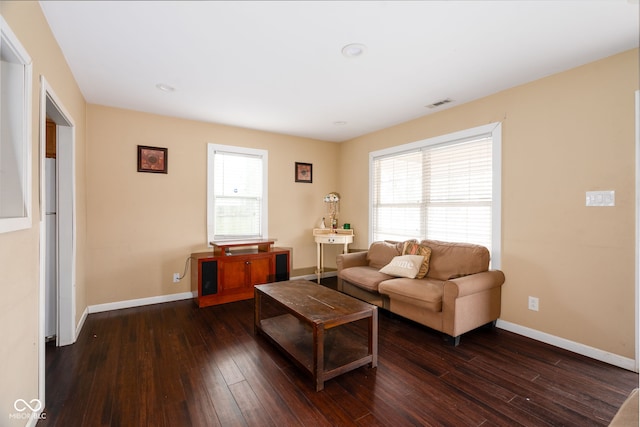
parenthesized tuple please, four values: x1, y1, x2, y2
(257, 313, 375, 390)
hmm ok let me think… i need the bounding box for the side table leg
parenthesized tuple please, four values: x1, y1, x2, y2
(316, 242, 322, 284)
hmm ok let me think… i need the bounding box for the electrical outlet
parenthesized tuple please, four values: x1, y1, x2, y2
(173, 273, 180, 283)
(528, 296, 539, 311)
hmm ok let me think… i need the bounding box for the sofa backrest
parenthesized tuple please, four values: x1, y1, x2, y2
(366, 241, 402, 269)
(420, 239, 490, 280)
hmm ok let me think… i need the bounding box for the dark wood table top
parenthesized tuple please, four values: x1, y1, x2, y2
(255, 279, 376, 325)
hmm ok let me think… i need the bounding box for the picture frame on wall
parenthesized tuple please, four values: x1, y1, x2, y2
(137, 145, 168, 173)
(295, 162, 312, 183)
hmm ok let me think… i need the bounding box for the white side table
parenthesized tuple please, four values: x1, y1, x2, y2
(313, 228, 354, 283)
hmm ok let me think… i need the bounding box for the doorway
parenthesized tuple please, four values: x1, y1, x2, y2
(38, 76, 76, 404)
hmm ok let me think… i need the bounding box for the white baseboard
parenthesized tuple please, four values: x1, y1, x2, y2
(75, 307, 88, 341)
(497, 319, 637, 372)
(84, 275, 335, 317)
(87, 291, 196, 314)
(85, 275, 334, 316)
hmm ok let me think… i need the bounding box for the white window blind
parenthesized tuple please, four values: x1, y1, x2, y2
(424, 137, 492, 249)
(371, 127, 499, 257)
(207, 144, 267, 242)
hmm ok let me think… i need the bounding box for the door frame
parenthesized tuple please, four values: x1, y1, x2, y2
(635, 89, 639, 372)
(38, 76, 76, 405)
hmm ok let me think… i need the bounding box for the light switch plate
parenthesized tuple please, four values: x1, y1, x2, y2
(586, 190, 615, 207)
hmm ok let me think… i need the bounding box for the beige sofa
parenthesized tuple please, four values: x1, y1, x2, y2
(609, 388, 638, 426)
(336, 239, 505, 345)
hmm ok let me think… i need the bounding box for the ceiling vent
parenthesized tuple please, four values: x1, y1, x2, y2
(425, 98, 453, 109)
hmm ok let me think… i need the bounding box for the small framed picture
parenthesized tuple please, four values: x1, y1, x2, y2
(295, 162, 312, 183)
(138, 145, 168, 173)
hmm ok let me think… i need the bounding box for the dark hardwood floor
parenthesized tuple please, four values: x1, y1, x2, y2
(38, 278, 638, 426)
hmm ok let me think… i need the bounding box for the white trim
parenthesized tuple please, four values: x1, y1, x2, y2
(0, 15, 32, 233)
(37, 81, 47, 418)
(206, 143, 269, 245)
(369, 122, 500, 159)
(76, 307, 88, 341)
(87, 274, 338, 313)
(88, 291, 196, 314)
(368, 122, 502, 269)
(497, 320, 636, 372)
(39, 77, 76, 349)
(38, 76, 77, 417)
(491, 122, 502, 270)
(635, 89, 639, 372)
(25, 415, 40, 427)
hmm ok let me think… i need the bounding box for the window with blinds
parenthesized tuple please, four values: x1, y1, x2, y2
(370, 124, 501, 261)
(207, 144, 268, 243)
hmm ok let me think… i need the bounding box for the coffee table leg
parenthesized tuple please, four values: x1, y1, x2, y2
(254, 289, 261, 334)
(314, 324, 325, 391)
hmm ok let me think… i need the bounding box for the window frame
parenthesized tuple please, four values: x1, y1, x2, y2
(207, 143, 268, 245)
(0, 15, 33, 234)
(369, 122, 502, 268)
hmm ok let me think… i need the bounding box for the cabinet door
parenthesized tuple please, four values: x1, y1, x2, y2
(219, 257, 249, 291)
(248, 255, 272, 285)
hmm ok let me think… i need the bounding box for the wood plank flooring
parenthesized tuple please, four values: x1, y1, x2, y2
(38, 279, 638, 426)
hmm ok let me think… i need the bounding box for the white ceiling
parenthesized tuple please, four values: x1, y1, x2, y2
(39, 1, 639, 142)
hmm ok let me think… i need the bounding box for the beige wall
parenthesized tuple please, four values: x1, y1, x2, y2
(339, 49, 639, 358)
(85, 105, 339, 305)
(0, 2, 87, 425)
(0, 3, 637, 422)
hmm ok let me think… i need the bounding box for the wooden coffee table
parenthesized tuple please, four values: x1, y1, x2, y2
(254, 279, 378, 391)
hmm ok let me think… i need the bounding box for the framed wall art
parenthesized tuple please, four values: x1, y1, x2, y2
(295, 162, 312, 183)
(138, 145, 168, 173)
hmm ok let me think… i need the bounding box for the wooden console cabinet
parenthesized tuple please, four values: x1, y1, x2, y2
(191, 240, 290, 308)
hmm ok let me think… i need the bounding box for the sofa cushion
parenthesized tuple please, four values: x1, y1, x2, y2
(339, 266, 394, 292)
(379, 255, 425, 279)
(402, 241, 432, 279)
(366, 241, 402, 269)
(378, 277, 445, 312)
(420, 239, 490, 280)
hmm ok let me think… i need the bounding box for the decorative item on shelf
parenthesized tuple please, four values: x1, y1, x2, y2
(323, 191, 340, 230)
(319, 217, 326, 229)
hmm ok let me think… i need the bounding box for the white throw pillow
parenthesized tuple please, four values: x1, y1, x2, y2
(379, 255, 425, 279)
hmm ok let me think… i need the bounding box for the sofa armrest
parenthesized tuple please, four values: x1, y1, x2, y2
(441, 270, 505, 338)
(336, 251, 369, 272)
(443, 270, 505, 299)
